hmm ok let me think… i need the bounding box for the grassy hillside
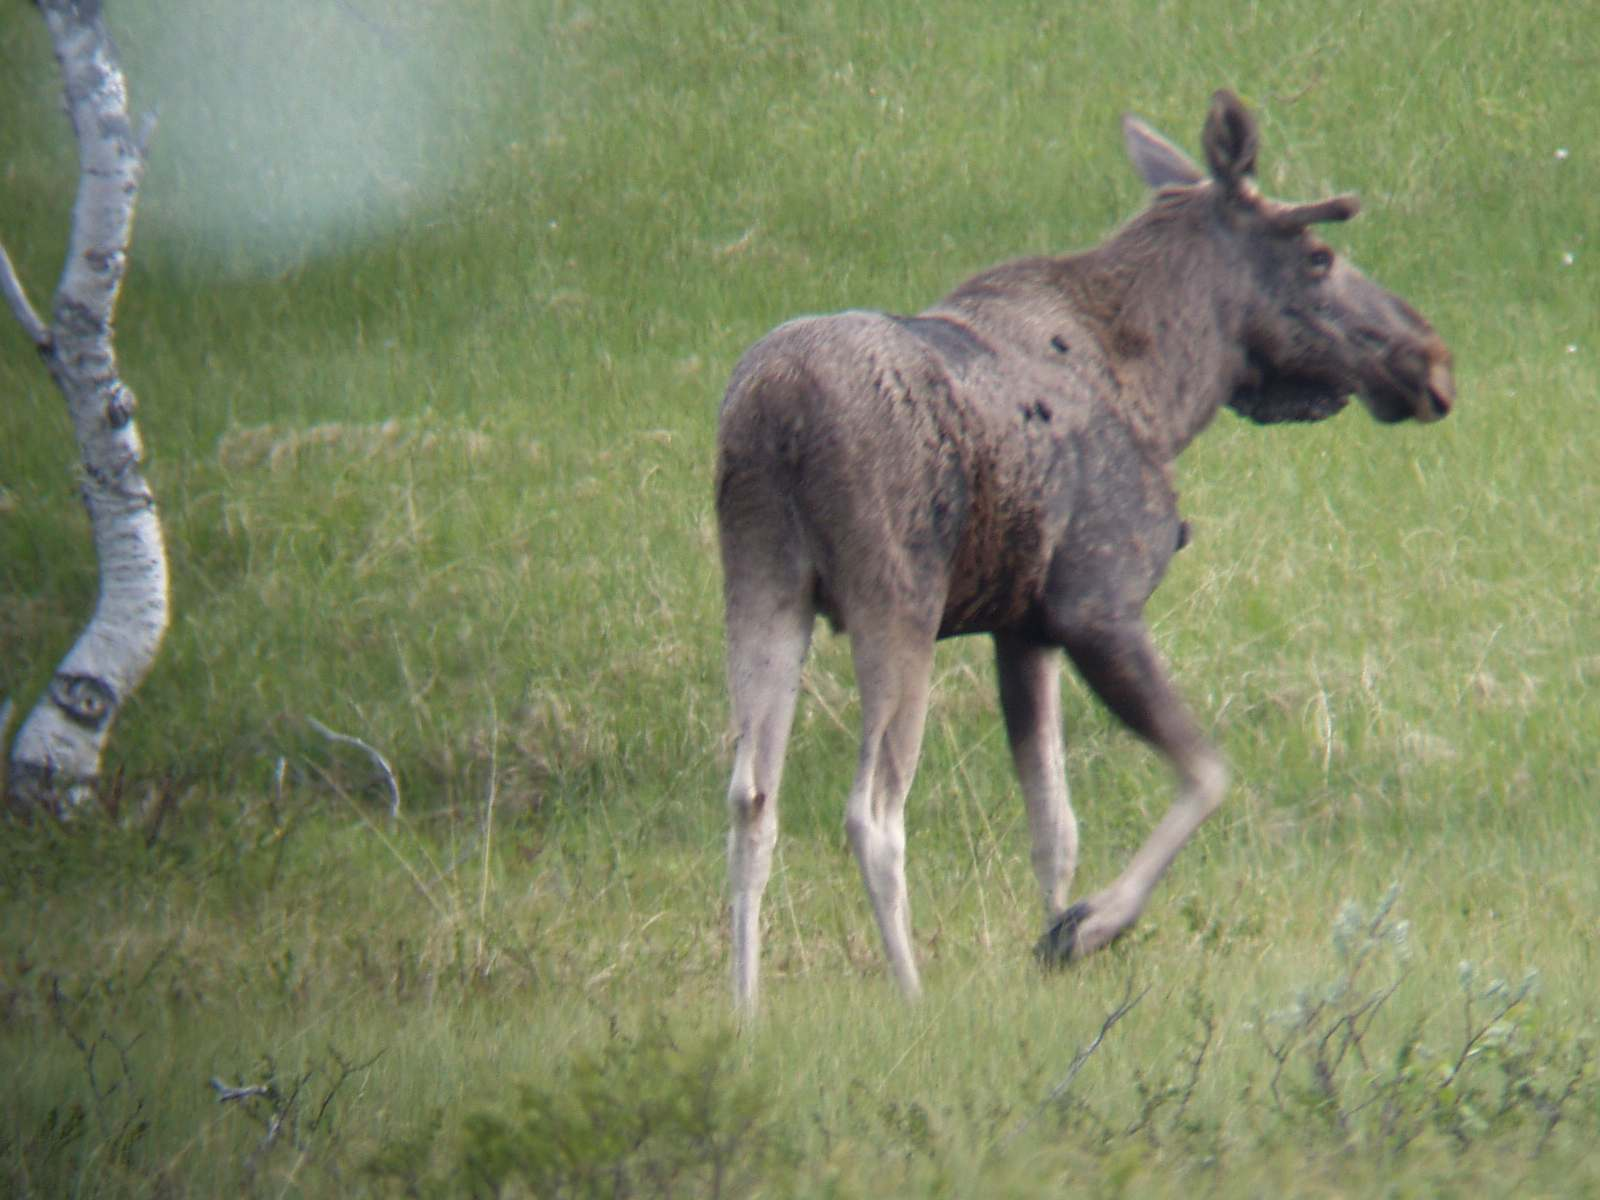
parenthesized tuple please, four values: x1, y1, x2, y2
(2, 0, 1598, 1194)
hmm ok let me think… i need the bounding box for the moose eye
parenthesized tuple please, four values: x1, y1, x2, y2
(1307, 247, 1335, 277)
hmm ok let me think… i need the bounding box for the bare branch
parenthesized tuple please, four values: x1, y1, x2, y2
(211, 1079, 272, 1103)
(307, 715, 400, 817)
(1001, 979, 1149, 1148)
(1038, 980, 1150, 1109)
(143, 776, 179, 848)
(477, 695, 499, 967)
(1534, 1046, 1591, 1157)
(310, 1047, 385, 1132)
(0, 240, 50, 348)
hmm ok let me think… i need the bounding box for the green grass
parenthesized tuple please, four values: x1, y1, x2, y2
(3, 0, 1599, 1194)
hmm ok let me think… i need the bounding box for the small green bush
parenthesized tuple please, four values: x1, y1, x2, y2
(444, 1021, 786, 1199)
(1256, 887, 1592, 1159)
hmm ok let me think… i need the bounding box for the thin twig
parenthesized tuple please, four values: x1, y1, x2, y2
(1040, 981, 1149, 1107)
(1168, 997, 1216, 1132)
(1534, 1048, 1590, 1157)
(307, 715, 400, 817)
(210, 1079, 272, 1103)
(143, 775, 178, 848)
(1441, 980, 1532, 1092)
(310, 1047, 385, 1132)
(1002, 979, 1149, 1148)
(477, 696, 499, 968)
(0, 239, 50, 348)
(271, 755, 287, 821)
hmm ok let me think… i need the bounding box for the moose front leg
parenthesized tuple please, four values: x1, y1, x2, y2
(1037, 619, 1227, 964)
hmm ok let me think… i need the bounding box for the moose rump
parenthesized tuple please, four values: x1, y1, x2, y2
(719, 310, 1107, 643)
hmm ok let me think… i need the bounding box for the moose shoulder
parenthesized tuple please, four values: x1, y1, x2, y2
(715, 90, 1454, 1017)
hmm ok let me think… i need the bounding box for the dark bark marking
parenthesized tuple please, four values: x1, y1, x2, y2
(105, 384, 135, 428)
(49, 672, 117, 730)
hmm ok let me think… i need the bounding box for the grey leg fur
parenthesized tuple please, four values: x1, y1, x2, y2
(995, 635, 1078, 924)
(725, 592, 813, 1017)
(1039, 620, 1227, 963)
(842, 622, 937, 999)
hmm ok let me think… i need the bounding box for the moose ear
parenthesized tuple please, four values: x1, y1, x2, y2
(1201, 89, 1259, 188)
(1123, 114, 1205, 189)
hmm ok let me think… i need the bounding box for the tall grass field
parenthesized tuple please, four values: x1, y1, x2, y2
(3, 0, 1597, 1194)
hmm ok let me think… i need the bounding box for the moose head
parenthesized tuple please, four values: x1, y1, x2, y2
(1124, 90, 1454, 427)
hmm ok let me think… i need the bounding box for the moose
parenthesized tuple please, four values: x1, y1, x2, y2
(714, 90, 1453, 1015)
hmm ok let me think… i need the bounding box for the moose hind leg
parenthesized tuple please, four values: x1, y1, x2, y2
(725, 591, 814, 1017)
(994, 634, 1078, 924)
(844, 623, 936, 999)
(1040, 620, 1227, 965)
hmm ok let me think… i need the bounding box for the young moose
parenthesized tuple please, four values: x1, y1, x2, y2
(715, 91, 1454, 1015)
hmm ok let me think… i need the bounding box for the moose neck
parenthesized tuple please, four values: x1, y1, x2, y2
(1058, 198, 1251, 460)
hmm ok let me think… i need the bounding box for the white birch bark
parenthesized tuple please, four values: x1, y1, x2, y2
(3, 0, 168, 815)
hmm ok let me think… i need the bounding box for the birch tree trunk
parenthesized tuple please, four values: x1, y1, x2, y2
(2, 0, 169, 816)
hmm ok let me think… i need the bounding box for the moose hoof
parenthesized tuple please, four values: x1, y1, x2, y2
(1034, 901, 1094, 969)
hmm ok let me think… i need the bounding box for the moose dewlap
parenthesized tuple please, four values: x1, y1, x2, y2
(714, 90, 1454, 1017)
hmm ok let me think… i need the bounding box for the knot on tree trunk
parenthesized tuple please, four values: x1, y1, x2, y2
(106, 382, 136, 428)
(50, 673, 117, 730)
